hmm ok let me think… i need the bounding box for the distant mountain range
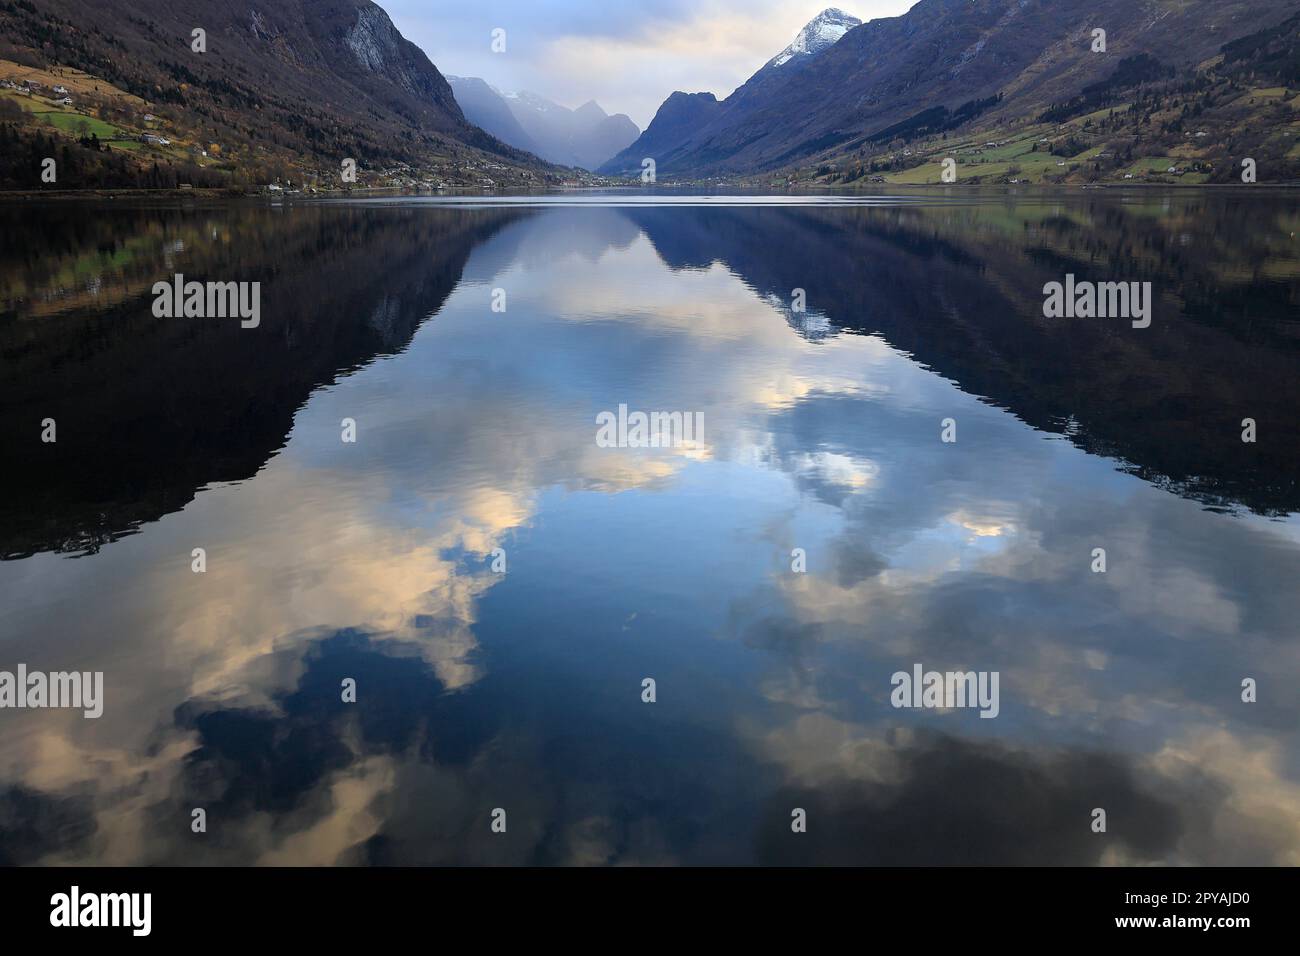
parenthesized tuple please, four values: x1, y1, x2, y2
(449, 77, 639, 171)
(6, 0, 1299, 189)
(603, 0, 1300, 182)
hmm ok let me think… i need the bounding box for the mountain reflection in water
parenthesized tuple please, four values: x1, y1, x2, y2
(0, 193, 1297, 865)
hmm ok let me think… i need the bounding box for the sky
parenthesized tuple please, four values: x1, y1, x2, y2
(382, 0, 918, 129)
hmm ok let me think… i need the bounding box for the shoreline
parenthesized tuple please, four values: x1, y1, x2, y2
(3, 181, 1300, 202)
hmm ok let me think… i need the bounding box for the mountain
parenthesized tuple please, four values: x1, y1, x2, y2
(579, 106, 641, 171)
(447, 76, 541, 155)
(447, 79, 638, 170)
(803, 0, 1300, 186)
(603, 92, 722, 174)
(499, 90, 640, 170)
(0, 0, 559, 188)
(765, 7, 862, 69)
(603, 0, 1300, 180)
(601, 7, 861, 176)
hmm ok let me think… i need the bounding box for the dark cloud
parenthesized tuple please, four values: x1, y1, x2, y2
(755, 732, 1188, 865)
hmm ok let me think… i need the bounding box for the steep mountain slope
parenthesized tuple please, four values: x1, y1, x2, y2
(0, 0, 554, 186)
(802, 4, 1300, 186)
(502, 90, 640, 170)
(605, 0, 1300, 179)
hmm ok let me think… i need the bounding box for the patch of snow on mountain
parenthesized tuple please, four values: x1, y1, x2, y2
(769, 8, 861, 69)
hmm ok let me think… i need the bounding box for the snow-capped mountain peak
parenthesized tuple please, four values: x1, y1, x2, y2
(769, 8, 862, 68)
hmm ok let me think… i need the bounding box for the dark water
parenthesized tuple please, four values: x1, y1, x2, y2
(1, 192, 1298, 865)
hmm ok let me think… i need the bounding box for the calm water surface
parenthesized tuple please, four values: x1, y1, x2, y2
(1, 192, 1298, 864)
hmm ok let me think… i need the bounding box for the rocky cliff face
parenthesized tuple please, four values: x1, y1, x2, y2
(341, 3, 462, 119)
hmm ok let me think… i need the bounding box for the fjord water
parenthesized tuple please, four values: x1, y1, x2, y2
(1, 192, 1298, 865)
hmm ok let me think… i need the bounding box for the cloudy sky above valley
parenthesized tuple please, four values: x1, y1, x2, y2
(384, 0, 916, 128)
